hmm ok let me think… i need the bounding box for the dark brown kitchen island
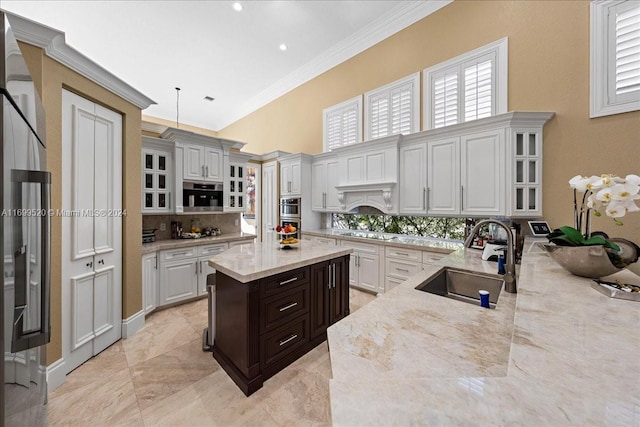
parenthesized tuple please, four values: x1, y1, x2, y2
(208, 240, 353, 395)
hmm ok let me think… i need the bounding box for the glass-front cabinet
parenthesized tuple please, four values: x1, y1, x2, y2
(511, 129, 542, 217)
(225, 152, 253, 212)
(142, 136, 174, 214)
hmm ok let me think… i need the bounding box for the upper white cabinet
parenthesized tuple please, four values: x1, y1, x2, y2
(309, 112, 553, 217)
(142, 136, 174, 214)
(183, 143, 223, 182)
(224, 151, 253, 212)
(280, 154, 308, 196)
(427, 136, 459, 215)
(312, 153, 340, 212)
(398, 137, 427, 215)
(334, 135, 400, 214)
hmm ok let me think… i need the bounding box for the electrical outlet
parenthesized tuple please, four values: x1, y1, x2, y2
(160, 223, 166, 231)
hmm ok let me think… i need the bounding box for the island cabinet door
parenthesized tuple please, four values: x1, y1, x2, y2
(309, 256, 350, 339)
(330, 255, 350, 324)
(309, 261, 331, 339)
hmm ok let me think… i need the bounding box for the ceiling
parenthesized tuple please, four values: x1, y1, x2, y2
(2, 0, 449, 132)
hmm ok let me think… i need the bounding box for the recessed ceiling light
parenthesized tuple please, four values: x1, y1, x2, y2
(279, 43, 287, 51)
(233, 2, 242, 12)
(204, 96, 215, 102)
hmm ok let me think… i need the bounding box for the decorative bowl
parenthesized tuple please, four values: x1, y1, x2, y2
(541, 244, 622, 278)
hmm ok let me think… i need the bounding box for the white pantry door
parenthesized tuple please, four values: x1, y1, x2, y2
(61, 90, 122, 374)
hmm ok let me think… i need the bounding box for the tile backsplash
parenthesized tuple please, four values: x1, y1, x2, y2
(143, 213, 241, 241)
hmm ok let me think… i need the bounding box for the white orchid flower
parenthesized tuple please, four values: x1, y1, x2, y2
(569, 175, 599, 192)
(605, 199, 640, 218)
(625, 174, 640, 186)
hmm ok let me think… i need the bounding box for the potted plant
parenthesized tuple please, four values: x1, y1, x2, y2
(544, 174, 640, 278)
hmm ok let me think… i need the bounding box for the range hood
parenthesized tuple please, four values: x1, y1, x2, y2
(336, 182, 398, 214)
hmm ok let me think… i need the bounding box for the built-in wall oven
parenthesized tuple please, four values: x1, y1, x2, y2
(280, 197, 301, 218)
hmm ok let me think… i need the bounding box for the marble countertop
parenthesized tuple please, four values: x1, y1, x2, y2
(328, 238, 640, 426)
(141, 232, 256, 254)
(303, 228, 462, 254)
(208, 239, 353, 283)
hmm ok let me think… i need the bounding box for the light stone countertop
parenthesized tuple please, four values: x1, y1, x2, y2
(328, 238, 640, 426)
(141, 232, 256, 255)
(302, 229, 463, 254)
(208, 239, 353, 283)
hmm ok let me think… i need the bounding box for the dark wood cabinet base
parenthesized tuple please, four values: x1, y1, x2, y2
(213, 255, 349, 396)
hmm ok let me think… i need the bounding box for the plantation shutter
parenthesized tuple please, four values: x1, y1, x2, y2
(433, 70, 458, 128)
(463, 58, 493, 121)
(323, 96, 362, 151)
(369, 94, 389, 140)
(391, 85, 413, 135)
(613, 2, 640, 99)
(365, 72, 419, 140)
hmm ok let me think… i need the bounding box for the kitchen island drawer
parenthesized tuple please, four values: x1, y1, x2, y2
(422, 251, 447, 264)
(261, 316, 310, 368)
(262, 266, 309, 298)
(261, 285, 309, 332)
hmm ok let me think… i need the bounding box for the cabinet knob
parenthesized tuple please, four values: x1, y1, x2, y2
(86, 261, 93, 268)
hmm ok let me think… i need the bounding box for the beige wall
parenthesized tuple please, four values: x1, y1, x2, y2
(217, 0, 639, 248)
(20, 42, 143, 363)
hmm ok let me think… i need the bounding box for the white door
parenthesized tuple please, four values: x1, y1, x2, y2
(427, 137, 460, 215)
(399, 143, 427, 214)
(358, 253, 380, 293)
(142, 253, 157, 315)
(460, 129, 506, 215)
(159, 258, 198, 305)
(183, 144, 204, 181)
(203, 147, 222, 181)
(262, 161, 278, 243)
(325, 159, 341, 211)
(62, 90, 122, 373)
(280, 162, 292, 195)
(311, 161, 326, 211)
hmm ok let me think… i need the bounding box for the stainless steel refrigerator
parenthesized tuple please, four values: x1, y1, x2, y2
(1, 11, 51, 427)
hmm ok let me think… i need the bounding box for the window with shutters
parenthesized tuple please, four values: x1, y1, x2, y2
(423, 38, 508, 130)
(590, 0, 640, 118)
(323, 95, 363, 152)
(364, 72, 420, 140)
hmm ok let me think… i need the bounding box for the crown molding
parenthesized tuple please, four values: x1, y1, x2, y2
(141, 120, 168, 135)
(4, 11, 155, 110)
(215, 0, 453, 130)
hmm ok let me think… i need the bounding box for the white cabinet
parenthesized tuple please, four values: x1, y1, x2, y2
(159, 247, 199, 306)
(183, 144, 223, 182)
(280, 159, 301, 196)
(460, 129, 506, 215)
(312, 154, 340, 212)
(384, 246, 423, 292)
(224, 152, 253, 212)
(398, 140, 427, 214)
(262, 160, 279, 243)
(427, 137, 459, 215)
(142, 253, 158, 314)
(142, 137, 174, 214)
(340, 240, 382, 294)
(426, 129, 506, 216)
(198, 243, 228, 295)
(511, 129, 543, 216)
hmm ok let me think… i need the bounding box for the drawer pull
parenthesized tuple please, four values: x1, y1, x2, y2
(171, 252, 188, 257)
(279, 277, 298, 286)
(279, 334, 298, 346)
(278, 302, 298, 312)
(395, 252, 409, 257)
(397, 268, 410, 273)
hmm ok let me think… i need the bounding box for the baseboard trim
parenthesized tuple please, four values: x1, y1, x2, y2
(121, 309, 145, 339)
(46, 357, 66, 392)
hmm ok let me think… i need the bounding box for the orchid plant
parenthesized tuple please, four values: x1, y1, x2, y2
(547, 174, 640, 254)
(569, 174, 640, 235)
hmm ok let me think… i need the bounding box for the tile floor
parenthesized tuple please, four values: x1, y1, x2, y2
(45, 288, 377, 426)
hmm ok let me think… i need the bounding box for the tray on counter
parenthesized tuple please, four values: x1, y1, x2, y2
(591, 279, 640, 302)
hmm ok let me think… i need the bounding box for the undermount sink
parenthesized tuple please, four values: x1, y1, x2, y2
(415, 267, 504, 308)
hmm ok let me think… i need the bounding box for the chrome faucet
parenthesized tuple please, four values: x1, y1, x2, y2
(464, 220, 517, 293)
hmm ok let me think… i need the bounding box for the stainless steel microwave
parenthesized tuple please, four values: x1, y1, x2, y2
(280, 197, 301, 218)
(183, 182, 223, 212)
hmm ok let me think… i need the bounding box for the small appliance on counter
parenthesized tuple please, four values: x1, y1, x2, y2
(171, 221, 183, 239)
(142, 228, 157, 243)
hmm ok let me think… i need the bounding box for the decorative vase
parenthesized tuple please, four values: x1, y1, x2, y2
(542, 244, 622, 278)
